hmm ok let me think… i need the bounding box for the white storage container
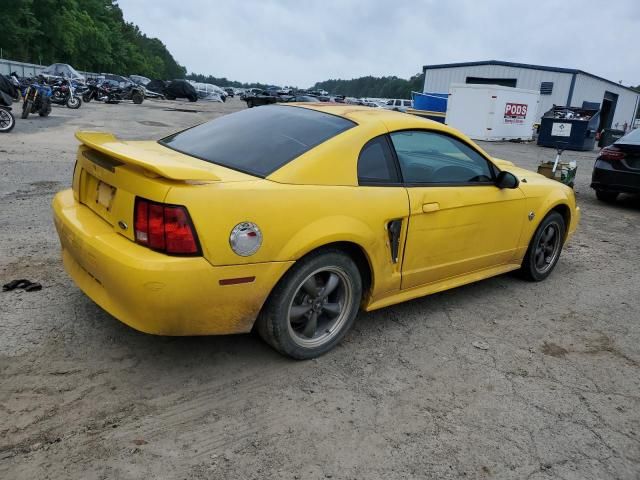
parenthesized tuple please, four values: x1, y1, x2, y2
(445, 83, 540, 141)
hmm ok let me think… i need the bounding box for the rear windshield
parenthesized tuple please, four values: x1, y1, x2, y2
(159, 105, 355, 177)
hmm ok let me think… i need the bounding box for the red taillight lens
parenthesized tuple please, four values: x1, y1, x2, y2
(134, 198, 200, 255)
(164, 206, 198, 254)
(600, 145, 625, 161)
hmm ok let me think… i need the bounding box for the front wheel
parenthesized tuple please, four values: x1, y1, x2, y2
(256, 250, 362, 359)
(0, 108, 15, 132)
(82, 92, 93, 103)
(66, 96, 81, 109)
(132, 92, 144, 104)
(519, 211, 566, 281)
(21, 99, 32, 119)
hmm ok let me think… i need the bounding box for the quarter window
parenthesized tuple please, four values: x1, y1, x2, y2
(390, 130, 494, 184)
(357, 136, 400, 185)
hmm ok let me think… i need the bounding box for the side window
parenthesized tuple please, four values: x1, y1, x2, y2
(389, 130, 494, 184)
(357, 136, 400, 185)
(403, 100, 412, 107)
(386, 100, 393, 106)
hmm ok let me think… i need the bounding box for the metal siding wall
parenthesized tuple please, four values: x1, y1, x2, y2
(572, 74, 640, 127)
(424, 65, 573, 120)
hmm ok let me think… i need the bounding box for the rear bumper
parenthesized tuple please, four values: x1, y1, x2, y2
(591, 160, 640, 194)
(52, 189, 293, 335)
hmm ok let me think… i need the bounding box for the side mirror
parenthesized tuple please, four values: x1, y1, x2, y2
(496, 170, 519, 189)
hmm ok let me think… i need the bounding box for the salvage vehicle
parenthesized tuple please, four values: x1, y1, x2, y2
(52, 105, 580, 359)
(0, 90, 15, 132)
(50, 78, 82, 109)
(590, 128, 640, 202)
(41, 63, 85, 83)
(21, 79, 52, 119)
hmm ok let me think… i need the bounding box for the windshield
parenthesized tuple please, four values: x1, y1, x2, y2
(159, 105, 355, 177)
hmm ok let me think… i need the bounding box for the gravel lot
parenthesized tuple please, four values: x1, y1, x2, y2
(1, 98, 639, 480)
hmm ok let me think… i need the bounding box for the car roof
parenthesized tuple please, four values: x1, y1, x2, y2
(267, 104, 490, 186)
(288, 103, 458, 137)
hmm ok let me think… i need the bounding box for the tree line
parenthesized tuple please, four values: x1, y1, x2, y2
(311, 73, 424, 98)
(0, 0, 185, 79)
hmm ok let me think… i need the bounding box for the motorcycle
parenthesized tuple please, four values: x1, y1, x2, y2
(82, 79, 144, 104)
(21, 78, 52, 119)
(0, 91, 15, 133)
(50, 78, 82, 109)
(80, 81, 105, 103)
(0, 75, 17, 132)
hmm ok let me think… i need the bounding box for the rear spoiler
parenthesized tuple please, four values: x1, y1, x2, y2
(75, 131, 220, 181)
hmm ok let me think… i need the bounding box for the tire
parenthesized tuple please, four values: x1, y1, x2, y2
(39, 98, 51, 117)
(132, 92, 144, 104)
(0, 108, 15, 132)
(519, 211, 566, 282)
(247, 100, 253, 108)
(165, 95, 175, 101)
(595, 190, 618, 203)
(22, 99, 32, 119)
(82, 92, 92, 103)
(188, 95, 197, 102)
(256, 249, 362, 359)
(66, 96, 81, 109)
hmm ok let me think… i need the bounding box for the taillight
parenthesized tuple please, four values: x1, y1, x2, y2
(134, 197, 200, 255)
(600, 145, 625, 161)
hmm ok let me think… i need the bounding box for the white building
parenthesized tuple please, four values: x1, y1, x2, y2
(423, 60, 640, 131)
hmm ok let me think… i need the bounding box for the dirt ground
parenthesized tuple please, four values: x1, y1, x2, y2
(1, 98, 639, 480)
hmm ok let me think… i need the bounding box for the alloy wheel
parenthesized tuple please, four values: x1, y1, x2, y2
(287, 267, 353, 348)
(534, 222, 561, 274)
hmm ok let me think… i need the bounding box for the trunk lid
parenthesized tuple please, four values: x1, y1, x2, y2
(73, 131, 255, 241)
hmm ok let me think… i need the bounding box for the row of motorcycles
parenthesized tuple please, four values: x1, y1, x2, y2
(0, 73, 83, 132)
(0, 73, 147, 133)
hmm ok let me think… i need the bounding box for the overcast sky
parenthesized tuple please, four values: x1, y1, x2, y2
(118, 0, 639, 88)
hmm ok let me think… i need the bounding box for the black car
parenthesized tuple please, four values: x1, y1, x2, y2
(285, 95, 320, 102)
(591, 128, 640, 202)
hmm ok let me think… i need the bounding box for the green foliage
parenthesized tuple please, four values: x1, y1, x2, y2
(185, 73, 278, 90)
(312, 72, 425, 98)
(0, 0, 185, 79)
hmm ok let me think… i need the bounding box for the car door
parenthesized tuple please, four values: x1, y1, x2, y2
(356, 135, 410, 296)
(389, 130, 527, 290)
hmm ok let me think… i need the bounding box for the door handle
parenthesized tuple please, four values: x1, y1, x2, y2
(422, 202, 440, 213)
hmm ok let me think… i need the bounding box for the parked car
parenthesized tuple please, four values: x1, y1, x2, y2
(244, 89, 280, 108)
(385, 99, 413, 112)
(224, 87, 235, 97)
(591, 128, 640, 202)
(285, 95, 320, 102)
(165, 79, 198, 102)
(129, 75, 150, 86)
(41, 63, 85, 83)
(53, 104, 579, 359)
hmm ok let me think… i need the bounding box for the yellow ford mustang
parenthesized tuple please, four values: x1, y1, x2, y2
(53, 104, 579, 359)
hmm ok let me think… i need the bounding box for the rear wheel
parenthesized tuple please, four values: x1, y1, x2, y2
(256, 250, 362, 359)
(520, 211, 566, 282)
(0, 108, 15, 132)
(82, 92, 92, 103)
(132, 91, 144, 104)
(39, 98, 51, 117)
(595, 190, 618, 203)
